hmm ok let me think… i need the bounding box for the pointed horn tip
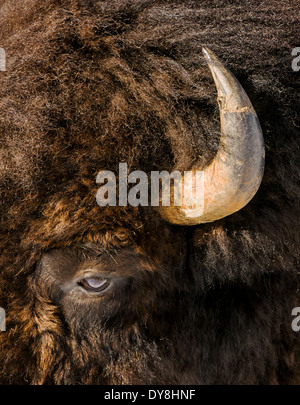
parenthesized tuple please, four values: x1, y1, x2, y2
(202, 46, 208, 53)
(202, 47, 216, 60)
(202, 47, 210, 59)
(202, 47, 222, 67)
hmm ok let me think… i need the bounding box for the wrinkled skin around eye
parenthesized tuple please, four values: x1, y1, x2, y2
(32, 244, 186, 335)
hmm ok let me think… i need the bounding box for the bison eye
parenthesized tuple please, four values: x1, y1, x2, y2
(79, 277, 110, 293)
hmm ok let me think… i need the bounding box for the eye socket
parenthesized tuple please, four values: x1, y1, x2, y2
(79, 277, 110, 293)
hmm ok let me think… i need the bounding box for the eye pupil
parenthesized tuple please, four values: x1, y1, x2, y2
(79, 277, 110, 292)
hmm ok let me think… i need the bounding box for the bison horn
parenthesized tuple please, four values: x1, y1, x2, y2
(159, 47, 265, 225)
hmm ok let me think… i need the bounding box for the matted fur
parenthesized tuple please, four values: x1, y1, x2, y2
(0, 0, 299, 384)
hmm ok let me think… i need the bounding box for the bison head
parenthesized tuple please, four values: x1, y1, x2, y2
(0, 0, 299, 385)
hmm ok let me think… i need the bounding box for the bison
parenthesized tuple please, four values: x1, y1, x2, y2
(0, 0, 299, 385)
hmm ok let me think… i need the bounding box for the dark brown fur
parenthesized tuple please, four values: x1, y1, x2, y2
(0, 0, 299, 384)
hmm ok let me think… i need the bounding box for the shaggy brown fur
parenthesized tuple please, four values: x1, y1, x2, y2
(0, 0, 299, 384)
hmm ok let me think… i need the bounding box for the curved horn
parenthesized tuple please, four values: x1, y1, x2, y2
(159, 47, 265, 225)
